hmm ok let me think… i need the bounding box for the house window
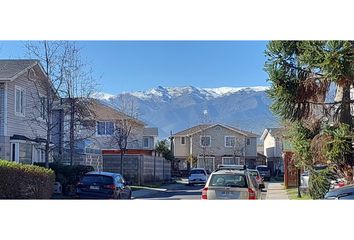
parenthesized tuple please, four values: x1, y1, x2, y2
(247, 138, 251, 145)
(225, 136, 236, 147)
(40, 96, 47, 119)
(222, 157, 240, 165)
(143, 137, 149, 148)
(181, 137, 185, 144)
(96, 121, 114, 136)
(15, 86, 25, 116)
(200, 136, 211, 147)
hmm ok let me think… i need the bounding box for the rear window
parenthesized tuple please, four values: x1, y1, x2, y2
(257, 166, 269, 171)
(190, 170, 205, 175)
(209, 174, 248, 188)
(81, 175, 113, 185)
(248, 171, 259, 177)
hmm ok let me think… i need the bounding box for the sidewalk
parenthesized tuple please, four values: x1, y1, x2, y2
(131, 182, 184, 199)
(266, 182, 289, 200)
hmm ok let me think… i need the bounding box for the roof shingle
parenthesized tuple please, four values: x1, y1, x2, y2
(0, 59, 38, 80)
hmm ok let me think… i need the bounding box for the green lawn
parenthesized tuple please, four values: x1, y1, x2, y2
(286, 188, 312, 200)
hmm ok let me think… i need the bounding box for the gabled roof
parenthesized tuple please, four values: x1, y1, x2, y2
(90, 99, 146, 126)
(260, 127, 284, 141)
(171, 123, 259, 138)
(0, 59, 39, 80)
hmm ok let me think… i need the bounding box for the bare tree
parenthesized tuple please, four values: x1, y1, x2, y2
(110, 94, 140, 173)
(25, 41, 68, 168)
(59, 42, 98, 166)
(25, 41, 97, 167)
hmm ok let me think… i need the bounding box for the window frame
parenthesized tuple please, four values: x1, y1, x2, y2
(15, 85, 25, 117)
(39, 95, 47, 120)
(222, 156, 240, 165)
(96, 121, 115, 136)
(246, 138, 251, 145)
(200, 135, 211, 147)
(224, 136, 236, 148)
(181, 136, 186, 145)
(143, 136, 150, 148)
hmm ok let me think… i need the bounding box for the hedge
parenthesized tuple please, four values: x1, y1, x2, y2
(0, 160, 55, 199)
(34, 162, 94, 196)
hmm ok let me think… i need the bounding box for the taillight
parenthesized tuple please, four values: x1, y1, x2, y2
(201, 187, 208, 200)
(103, 184, 116, 190)
(248, 188, 256, 200)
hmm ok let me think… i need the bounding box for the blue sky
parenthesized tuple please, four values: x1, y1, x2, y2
(0, 41, 269, 94)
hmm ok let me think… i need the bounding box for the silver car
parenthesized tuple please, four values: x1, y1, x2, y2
(201, 168, 262, 200)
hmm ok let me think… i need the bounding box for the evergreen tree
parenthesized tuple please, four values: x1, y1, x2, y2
(265, 41, 354, 185)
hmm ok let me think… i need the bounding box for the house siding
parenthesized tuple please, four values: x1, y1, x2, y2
(6, 70, 47, 140)
(0, 83, 4, 136)
(173, 136, 190, 157)
(190, 125, 247, 157)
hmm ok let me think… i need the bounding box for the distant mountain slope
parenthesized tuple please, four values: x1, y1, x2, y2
(98, 86, 280, 138)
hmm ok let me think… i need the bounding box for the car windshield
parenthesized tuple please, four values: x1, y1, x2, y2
(81, 175, 113, 185)
(257, 166, 269, 171)
(190, 170, 205, 175)
(210, 174, 248, 188)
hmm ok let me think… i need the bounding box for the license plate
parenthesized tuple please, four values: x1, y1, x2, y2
(90, 186, 100, 190)
(217, 191, 240, 198)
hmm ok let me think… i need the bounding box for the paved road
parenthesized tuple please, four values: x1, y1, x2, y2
(135, 180, 269, 200)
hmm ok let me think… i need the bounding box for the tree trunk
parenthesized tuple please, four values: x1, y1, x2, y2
(69, 98, 75, 166)
(120, 151, 124, 175)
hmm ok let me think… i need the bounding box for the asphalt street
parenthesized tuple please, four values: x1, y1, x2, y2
(134, 180, 268, 200)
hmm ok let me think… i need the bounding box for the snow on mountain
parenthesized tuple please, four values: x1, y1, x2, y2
(92, 92, 115, 100)
(96, 85, 278, 138)
(129, 85, 270, 100)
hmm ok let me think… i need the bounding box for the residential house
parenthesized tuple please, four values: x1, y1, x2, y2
(260, 127, 284, 175)
(0, 60, 52, 164)
(171, 123, 258, 173)
(52, 99, 158, 170)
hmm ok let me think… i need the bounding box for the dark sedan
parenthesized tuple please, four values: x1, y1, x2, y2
(324, 184, 354, 200)
(76, 172, 132, 199)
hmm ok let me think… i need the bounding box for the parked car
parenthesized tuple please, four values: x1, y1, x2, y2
(188, 168, 208, 185)
(324, 184, 354, 200)
(247, 169, 265, 189)
(201, 166, 262, 200)
(76, 172, 132, 199)
(256, 165, 271, 181)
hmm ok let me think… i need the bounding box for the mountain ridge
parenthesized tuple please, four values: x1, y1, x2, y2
(96, 85, 279, 138)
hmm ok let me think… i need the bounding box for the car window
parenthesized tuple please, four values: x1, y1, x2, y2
(190, 170, 206, 175)
(209, 174, 248, 188)
(81, 175, 113, 185)
(116, 176, 123, 184)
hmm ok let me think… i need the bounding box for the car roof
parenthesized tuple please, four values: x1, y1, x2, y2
(85, 171, 121, 177)
(256, 165, 268, 168)
(211, 169, 247, 175)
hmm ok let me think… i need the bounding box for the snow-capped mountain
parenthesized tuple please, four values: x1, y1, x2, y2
(96, 85, 279, 138)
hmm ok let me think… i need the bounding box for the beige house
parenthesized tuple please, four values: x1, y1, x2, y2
(0, 60, 52, 164)
(171, 123, 258, 172)
(260, 128, 284, 175)
(52, 99, 158, 169)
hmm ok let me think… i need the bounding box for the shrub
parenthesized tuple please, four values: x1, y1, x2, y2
(34, 162, 94, 195)
(0, 160, 55, 199)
